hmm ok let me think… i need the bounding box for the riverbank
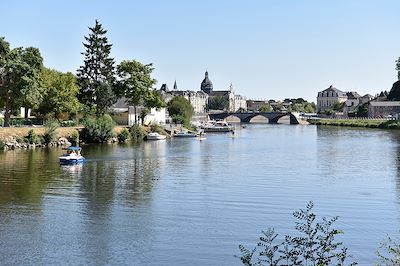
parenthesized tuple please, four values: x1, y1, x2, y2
(308, 118, 400, 129)
(0, 126, 128, 150)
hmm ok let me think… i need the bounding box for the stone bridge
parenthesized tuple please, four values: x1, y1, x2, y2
(208, 112, 300, 124)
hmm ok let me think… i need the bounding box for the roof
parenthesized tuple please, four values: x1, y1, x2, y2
(63, 146, 81, 151)
(320, 85, 347, 97)
(346, 91, 361, 99)
(362, 94, 373, 98)
(369, 101, 400, 107)
(209, 91, 230, 97)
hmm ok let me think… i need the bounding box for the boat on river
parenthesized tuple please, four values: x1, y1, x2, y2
(202, 120, 234, 133)
(174, 130, 198, 138)
(147, 132, 167, 140)
(59, 146, 85, 164)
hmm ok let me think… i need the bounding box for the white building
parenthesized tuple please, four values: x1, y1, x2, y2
(316, 85, 348, 112)
(111, 97, 166, 126)
(159, 83, 209, 114)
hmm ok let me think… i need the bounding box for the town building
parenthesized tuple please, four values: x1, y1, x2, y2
(111, 97, 166, 126)
(316, 85, 348, 113)
(368, 101, 400, 118)
(246, 100, 270, 112)
(343, 91, 361, 115)
(200, 71, 247, 112)
(159, 82, 209, 114)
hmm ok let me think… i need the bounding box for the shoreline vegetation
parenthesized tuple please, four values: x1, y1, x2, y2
(307, 118, 400, 129)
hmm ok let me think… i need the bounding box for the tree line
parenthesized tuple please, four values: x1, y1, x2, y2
(0, 20, 164, 127)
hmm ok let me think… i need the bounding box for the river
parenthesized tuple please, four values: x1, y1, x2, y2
(0, 124, 399, 265)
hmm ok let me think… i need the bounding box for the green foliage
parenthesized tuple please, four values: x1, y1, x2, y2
(238, 202, 357, 266)
(396, 57, 400, 80)
(387, 81, 400, 101)
(208, 95, 229, 110)
(77, 20, 116, 116)
(80, 114, 116, 143)
(0, 118, 3, 127)
(116, 60, 162, 124)
(37, 67, 80, 119)
(377, 234, 400, 266)
(25, 129, 39, 144)
(0, 37, 43, 126)
(117, 128, 131, 143)
(68, 130, 80, 146)
(129, 124, 145, 142)
(0, 140, 5, 150)
(140, 108, 150, 125)
(332, 101, 345, 112)
(150, 124, 165, 134)
(356, 103, 369, 117)
(259, 104, 273, 112)
(322, 109, 335, 116)
(61, 120, 79, 127)
(42, 120, 59, 145)
(167, 96, 193, 127)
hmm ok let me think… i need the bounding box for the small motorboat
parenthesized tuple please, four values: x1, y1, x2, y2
(59, 146, 85, 164)
(147, 132, 167, 140)
(202, 120, 234, 133)
(174, 130, 198, 138)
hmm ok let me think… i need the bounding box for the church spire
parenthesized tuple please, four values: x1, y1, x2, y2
(173, 80, 178, 90)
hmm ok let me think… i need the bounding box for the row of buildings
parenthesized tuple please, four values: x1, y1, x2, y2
(112, 71, 248, 125)
(316, 84, 400, 118)
(158, 71, 247, 114)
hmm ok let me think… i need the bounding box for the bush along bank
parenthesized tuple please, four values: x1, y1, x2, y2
(0, 126, 79, 151)
(308, 118, 394, 129)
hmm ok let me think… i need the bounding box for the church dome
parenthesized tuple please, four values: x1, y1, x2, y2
(201, 71, 213, 94)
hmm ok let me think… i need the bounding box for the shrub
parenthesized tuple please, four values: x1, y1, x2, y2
(0, 140, 5, 150)
(0, 118, 3, 127)
(80, 115, 116, 143)
(129, 124, 145, 142)
(377, 234, 400, 265)
(43, 120, 59, 145)
(61, 120, 77, 127)
(238, 201, 357, 266)
(68, 130, 80, 146)
(150, 124, 164, 133)
(25, 129, 39, 144)
(118, 128, 131, 143)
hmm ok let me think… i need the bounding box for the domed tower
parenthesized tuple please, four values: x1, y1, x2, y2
(200, 70, 213, 94)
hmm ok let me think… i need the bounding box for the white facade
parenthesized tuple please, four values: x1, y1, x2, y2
(317, 86, 348, 112)
(129, 107, 166, 126)
(233, 95, 247, 111)
(159, 88, 209, 114)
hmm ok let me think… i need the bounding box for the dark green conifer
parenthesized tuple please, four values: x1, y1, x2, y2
(77, 20, 116, 116)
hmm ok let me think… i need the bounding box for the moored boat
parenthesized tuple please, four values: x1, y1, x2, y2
(174, 130, 198, 138)
(59, 146, 85, 164)
(202, 120, 234, 133)
(147, 132, 167, 140)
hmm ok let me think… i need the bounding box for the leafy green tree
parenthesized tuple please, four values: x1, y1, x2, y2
(167, 96, 193, 127)
(259, 104, 272, 112)
(396, 57, 400, 80)
(38, 68, 80, 120)
(77, 20, 116, 116)
(116, 60, 163, 124)
(332, 101, 345, 112)
(208, 95, 229, 110)
(238, 202, 357, 266)
(0, 37, 43, 126)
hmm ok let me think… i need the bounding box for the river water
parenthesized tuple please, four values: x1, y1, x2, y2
(0, 124, 399, 265)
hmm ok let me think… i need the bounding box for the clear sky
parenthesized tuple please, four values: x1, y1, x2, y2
(1, 0, 399, 102)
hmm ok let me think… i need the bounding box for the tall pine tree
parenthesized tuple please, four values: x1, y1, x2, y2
(77, 20, 116, 116)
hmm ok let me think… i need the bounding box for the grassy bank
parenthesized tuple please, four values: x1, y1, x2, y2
(0, 126, 128, 142)
(308, 118, 400, 129)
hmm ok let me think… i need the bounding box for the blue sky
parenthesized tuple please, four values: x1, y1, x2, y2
(1, 0, 399, 101)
